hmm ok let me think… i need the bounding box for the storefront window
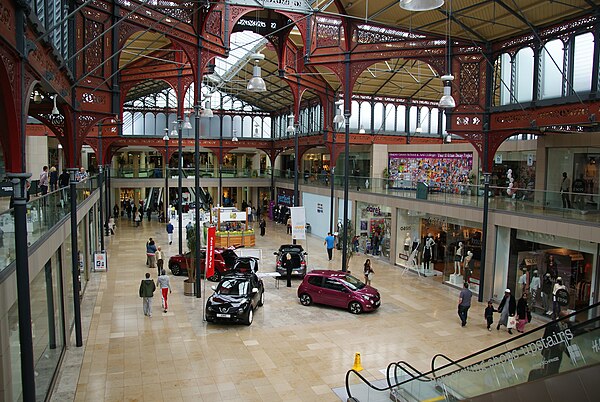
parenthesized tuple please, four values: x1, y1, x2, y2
(507, 230, 596, 320)
(491, 151, 536, 199)
(396, 210, 482, 290)
(356, 202, 391, 259)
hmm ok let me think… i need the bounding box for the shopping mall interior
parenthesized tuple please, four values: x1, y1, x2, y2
(0, 0, 599, 400)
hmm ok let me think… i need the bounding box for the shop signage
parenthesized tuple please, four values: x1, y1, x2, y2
(524, 258, 537, 266)
(94, 251, 107, 272)
(364, 205, 381, 215)
(495, 154, 503, 164)
(220, 211, 247, 222)
(555, 289, 570, 306)
(317, 203, 323, 213)
(527, 153, 534, 166)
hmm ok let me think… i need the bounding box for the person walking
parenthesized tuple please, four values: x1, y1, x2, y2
(457, 282, 473, 327)
(134, 210, 141, 226)
(324, 232, 335, 261)
(516, 292, 529, 333)
(363, 259, 374, 285)
(146, 239, 157, 268)
(139, 272, 156, 317)
(286, 216, 292, 235)
(157, 269, 172, 313)
(145, 238, 153, 266)
(284, 253, 293, 288)
(259, 218, 266, 236)
(497, 289, 516, 334)
(39, 165, 49, 196)
(155, 246, 164, 277)
(484, 300, 495, 331)
(560, 171, 572, 208)
(49, 166, 58, 191)
(166, 221, 174, 245)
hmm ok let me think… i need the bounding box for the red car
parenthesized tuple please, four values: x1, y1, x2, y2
(297, 270, 381, 314)
(168, 247, 238, 281)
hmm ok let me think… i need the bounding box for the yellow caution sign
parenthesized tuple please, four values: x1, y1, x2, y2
(352, 352, 363, 372)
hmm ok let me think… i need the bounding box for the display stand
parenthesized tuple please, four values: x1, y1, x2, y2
(215, 207, 256, 247)
(448, 274, 463, 285)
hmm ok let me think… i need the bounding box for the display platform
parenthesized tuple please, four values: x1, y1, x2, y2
(395, 261, 442, 277)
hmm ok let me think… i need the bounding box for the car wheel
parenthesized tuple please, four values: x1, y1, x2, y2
(299, 293, 312, 306)
(258, 291, 264, 307)
(349, 301, 363, 314)
(170, 263, 181, 276)
(244, 307, 254, 325)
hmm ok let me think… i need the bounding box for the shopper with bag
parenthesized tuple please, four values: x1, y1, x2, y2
(363, 259, 374, 285)
(516, 292, 529, 333)
(157, 269, 172, 313)
(496, 289, 516, 334)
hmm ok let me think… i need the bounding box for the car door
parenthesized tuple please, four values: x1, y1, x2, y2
(306, 275, 325, 303)
(249, 275, 260, 308)
(321, 278, 350, 308)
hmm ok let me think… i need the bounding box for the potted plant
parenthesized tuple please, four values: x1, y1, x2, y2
(184, 223, 199, 296)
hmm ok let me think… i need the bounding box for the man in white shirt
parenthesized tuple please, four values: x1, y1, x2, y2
(39, 166, 49, 195)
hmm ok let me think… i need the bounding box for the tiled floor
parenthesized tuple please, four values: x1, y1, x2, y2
(53, 215, 542, 402)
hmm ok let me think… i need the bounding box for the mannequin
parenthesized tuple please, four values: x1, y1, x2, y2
(404, 232, 411, 252)
(530, 270, 540, 306)
(546, 255, 558, 279)
(423, 233, 435, 271)
(463, 251, 473, 280)
(518, 268, 528, 294)
(542, 273, 553, 315)
(552, 277, 566, 319)
(454, 242, 464, 275)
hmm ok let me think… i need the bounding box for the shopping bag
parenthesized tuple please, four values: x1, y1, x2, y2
(507, 316, 517, 329)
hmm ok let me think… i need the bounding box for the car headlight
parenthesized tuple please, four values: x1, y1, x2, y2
(361, 295, 371, 301)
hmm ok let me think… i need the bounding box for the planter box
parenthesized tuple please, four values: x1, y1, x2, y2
(183, 280, 196, 296)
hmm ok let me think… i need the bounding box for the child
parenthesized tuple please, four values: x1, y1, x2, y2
(484, 300, 495, 331)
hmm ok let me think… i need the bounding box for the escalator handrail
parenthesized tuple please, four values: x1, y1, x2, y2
(346, 361, 435, 400)
(429, 302, 600, 380)
(386, 360, 431, 388)
(345, 302, 600, 397)
(430, 353, 464, 376)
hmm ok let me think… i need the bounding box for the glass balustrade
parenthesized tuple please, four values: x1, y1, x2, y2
(0, 175, 99, 274)
(345, 303, 600, 401)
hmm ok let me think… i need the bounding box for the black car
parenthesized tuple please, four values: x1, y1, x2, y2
(205, 272, 264, 325)
(274, 244, 308, 277)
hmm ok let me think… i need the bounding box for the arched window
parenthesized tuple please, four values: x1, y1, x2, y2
(409, 106, 418, 134)
(133, 112, 144, 135)
(232, 116, 242, 138)
(420, 107, 430, 133)
(264, 117, 272, 138)
(384, 104, 395, 132)
(144, 113, 155, 135)
(498, 53, 512, 105)
(430, 108, 440, 135)
(350, 100, 360, 130)
(373, 102, 384, 132)
(359, 101, 371, 132)
(515, 47, 534, 103)
(123, 112, 133, 135)
(540, 39, 565, 100)
(222, 115, 232, 137)
(572, 32, 594, 93)
(242, 116, 252, 137)
(396, 105, 406, 133)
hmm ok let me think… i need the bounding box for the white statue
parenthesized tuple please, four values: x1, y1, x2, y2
(404, 232, 411, 252)
(463, 251, 474, 278)
(454, 242, 464, 275)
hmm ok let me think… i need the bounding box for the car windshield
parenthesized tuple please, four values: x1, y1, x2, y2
(217, 278, 249, 296)
(338, 274, 365, 291)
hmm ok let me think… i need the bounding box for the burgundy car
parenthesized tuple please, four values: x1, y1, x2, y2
(168, 247, 238, 281)
(297, 270, 381, 314)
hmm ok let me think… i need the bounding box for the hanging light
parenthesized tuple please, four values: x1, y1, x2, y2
(201, 94, 213, 118)
(438, 75, 456, 109)
(445, 132, 452, 143)
(232, 129, 238, 142)
(286, 115, 295, 135)
(247, 53, 266, 92)
(52, 95, 60, 115)
(170, 120, 178, 136)
(333, 99, 344, 125)
(415, 126, 422, 134)
(358, 125, 366, 134)
(183, 113, 193, 130)
(399, 0, 444, 11)
(33, 91, 42, 103)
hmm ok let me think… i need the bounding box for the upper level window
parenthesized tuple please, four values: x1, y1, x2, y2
(515, 47, 534, 103)
(572, 33, 594, 93)
(540, 39, 565, 100)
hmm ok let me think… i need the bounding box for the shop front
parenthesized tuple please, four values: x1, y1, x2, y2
(395, 209, 482, 290)
(496, 228, 597, 320)
(355, 202, 392, 259)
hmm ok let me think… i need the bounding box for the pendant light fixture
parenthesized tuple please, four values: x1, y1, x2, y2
(247, 53, 266, 92)
(201, 93, 214, 118)
(333, 99, 344, 126)
(438, 0, 455, 109)
(183, 113, 193, 130)
(52, 95, 60, 115)
(286, 114, 295, 135)
(399, 0, 444, 11)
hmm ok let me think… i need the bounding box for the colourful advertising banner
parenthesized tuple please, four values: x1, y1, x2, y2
(205, 226, 216, 279)
(388, 152, 473, 191)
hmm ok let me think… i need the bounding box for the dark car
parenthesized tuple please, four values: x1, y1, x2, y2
(205, 272, 264, 325)
(168, 247, 238, 280)
(274, 244, 308, 277)
(297, 270, 381, 314)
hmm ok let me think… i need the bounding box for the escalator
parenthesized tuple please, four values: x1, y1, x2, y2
(345, 302, 600, 401)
